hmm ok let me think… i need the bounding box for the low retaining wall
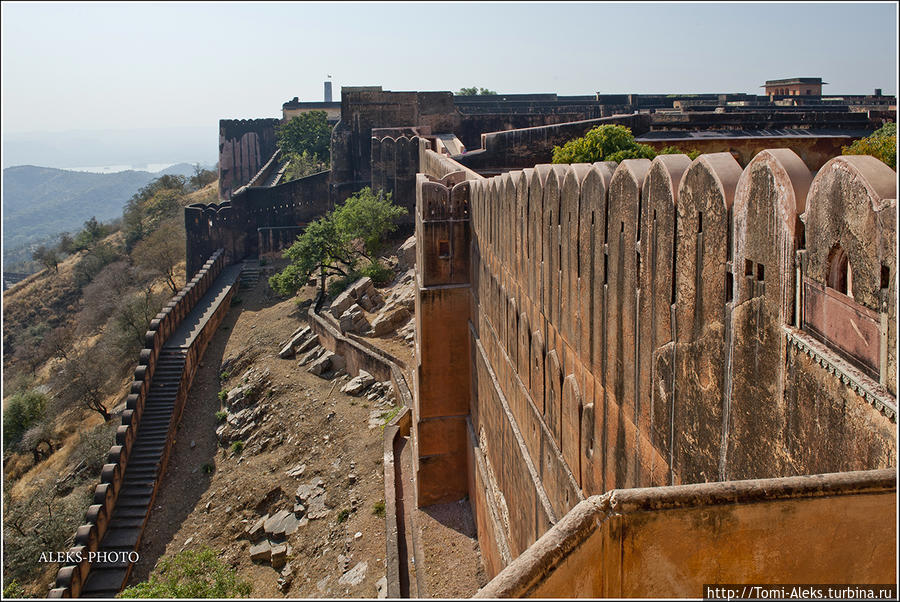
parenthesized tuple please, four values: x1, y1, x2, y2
(475, 469, 897, 598)
(49, 249, 237, 597)
(306, 305, 416, 597)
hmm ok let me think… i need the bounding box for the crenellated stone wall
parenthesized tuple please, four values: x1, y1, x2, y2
(49, 250, 238, 598)
(218, 118, 280, 200)
(185, 171, 331, 277)
(414, 149, 896, 579)
(370, 135, 422, 224)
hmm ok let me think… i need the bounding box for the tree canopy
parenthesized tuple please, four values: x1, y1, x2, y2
(277, 111, 332, 161)
(842, 122, 896, 169)
(458, 86, 498, 96)
(552, 124, 700, 164)
(269, 187, 406, 302)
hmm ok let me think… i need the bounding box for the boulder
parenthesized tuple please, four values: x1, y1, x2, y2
(307, 351, 334, 375)
(295, 334, 319, 355)
(278, 327, 312, 359)
(264, 509, 291, 535)
(249, 540, 272, 562)
(298, 345, 325, 366)
(340, 370, 376, 396)
(245, 515, 267, 542)
(371, 306, 411, 336)
(271, 543, 288, 569)
(330, 289, 356, 319)
(338, 561, 368, 586)
(397, 236, 416, 270)
(339, 306, 370, 334)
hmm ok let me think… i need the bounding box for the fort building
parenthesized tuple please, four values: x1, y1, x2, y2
(51, 82, 897, 597)
(764, 77, 826, 97)
(197, 84, 898, 594)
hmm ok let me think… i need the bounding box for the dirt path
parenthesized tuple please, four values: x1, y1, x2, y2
(130, 274, 389, 597)
(129, 260, 486, 598)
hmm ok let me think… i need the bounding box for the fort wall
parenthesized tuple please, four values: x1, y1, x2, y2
(415, 149, 896, 578)
(218, 118, 279, 200)
(50, 250, 237, 597)
(475, 469, 897, 598)
(185, 171, 330, 277)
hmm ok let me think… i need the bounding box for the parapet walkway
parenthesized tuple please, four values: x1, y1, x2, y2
(78, 264, 242, 597)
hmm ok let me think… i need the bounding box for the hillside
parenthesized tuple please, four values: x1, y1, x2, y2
(2, 163, 209, 268)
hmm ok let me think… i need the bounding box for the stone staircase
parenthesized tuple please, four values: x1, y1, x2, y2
(240, 260, 261, 289)
(78, 349, 187, 597)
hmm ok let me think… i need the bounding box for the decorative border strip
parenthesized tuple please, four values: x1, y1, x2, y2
(784, 326, 897, 422)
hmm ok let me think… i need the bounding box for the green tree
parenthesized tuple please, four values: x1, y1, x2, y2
(123, 174, 188, 250)
(189, 164, 217, 190)
(332, 187, 406, 260)
(269, 188, 407, 305)
(276, 112, 332, 163)
(282, 150, 329, 183)
(552, 124, 657, 164)
(118, 548, 251, 598)
(3, 389, 47, 450)
(842, 122, 896, 169)
(458, 86, 498, 96)
(72, 216, 110, 252)
(268, 214, 353, 305)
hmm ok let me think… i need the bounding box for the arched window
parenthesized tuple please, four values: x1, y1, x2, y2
(826, 244, 853, 298)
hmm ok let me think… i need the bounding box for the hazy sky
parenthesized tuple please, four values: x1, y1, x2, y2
(2, 1, 897, 134)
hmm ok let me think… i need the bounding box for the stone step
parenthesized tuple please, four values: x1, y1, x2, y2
(111, 506, 148, 520)
(99, 527, 141, 549)
(108, 516, 145, 530)
(114, 494, 151, 509)
(120, 483, 154, 496)
(80, 567, 128, 597)
(127, 448, 164, 461)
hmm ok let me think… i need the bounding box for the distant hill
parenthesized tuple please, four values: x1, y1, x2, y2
(2, 163, 211, 269)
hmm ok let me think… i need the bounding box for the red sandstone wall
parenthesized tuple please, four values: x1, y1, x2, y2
(476, 470, 897, 598)
(417, 149, 897, 579)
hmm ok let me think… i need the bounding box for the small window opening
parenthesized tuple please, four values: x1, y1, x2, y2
(725, 272, 734, 302)
(744, 259, 754, 277)
(756, 263, 765, 282)
(826, 244, 852, 297)
(796, 217, 806, 250)
(697, 211, 703, 233)
(881, 265, 890, 290)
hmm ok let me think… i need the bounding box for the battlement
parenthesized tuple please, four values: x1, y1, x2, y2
(413, 147, 896, 579)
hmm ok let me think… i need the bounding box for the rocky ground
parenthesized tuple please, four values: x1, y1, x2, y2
(129, 238, 486, 598)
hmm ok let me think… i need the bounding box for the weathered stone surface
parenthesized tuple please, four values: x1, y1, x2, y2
(249, 540, 272, 562)
(245, 515, 267, 542)
(285, 463, 306, 477)
(398, 235, 416, 270)
(270, 543, 288, 569)
(298, 345, 324, 366)
(264, 509, 291, 534)
(371, 305, 411, 336)
(279, 327, 312, 358)
(295, 334, 319, 355)
(341, 370, 376, 396)
(339, 306, 370, 334)
(308, 352, 335, 376)
(330, 290, 356, 318)
(338, 561, 368, 586)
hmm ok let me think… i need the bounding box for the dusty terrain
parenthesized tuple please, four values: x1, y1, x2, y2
(128, 255, 486, 597)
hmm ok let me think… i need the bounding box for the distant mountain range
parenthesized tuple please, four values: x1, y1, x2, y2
(2, 163, 210, 269)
